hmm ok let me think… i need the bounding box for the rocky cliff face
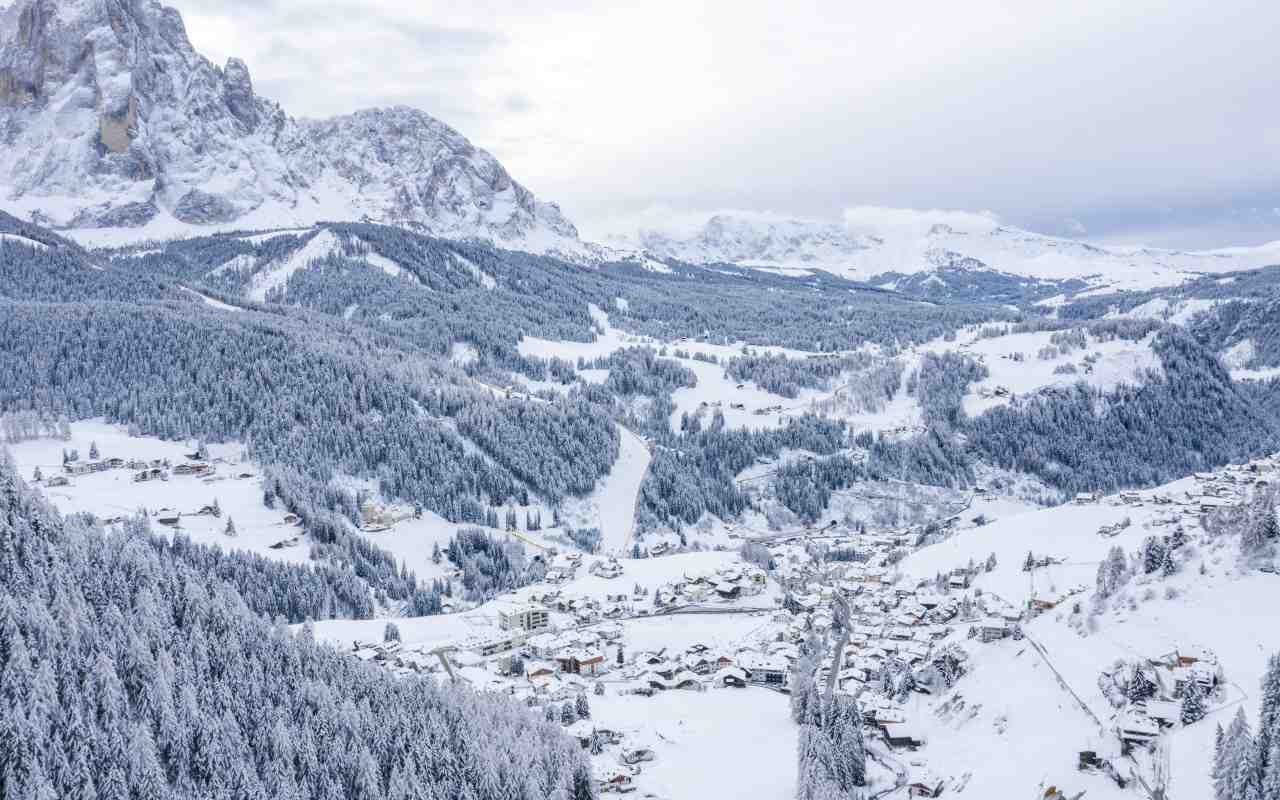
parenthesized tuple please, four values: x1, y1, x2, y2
(0, 0, 580, 251)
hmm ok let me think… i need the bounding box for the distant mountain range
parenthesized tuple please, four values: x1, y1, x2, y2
(3, 0, 1277, 288)
(0, 0, 581, 252)
(623, 211, 1280, 291)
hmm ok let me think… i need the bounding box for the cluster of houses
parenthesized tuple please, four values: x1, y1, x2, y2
(1094, 456, 1278, 520)
(648, 564, 768, 606)
(1112, 646, 1223, 750)
(44, 450, 224, 488)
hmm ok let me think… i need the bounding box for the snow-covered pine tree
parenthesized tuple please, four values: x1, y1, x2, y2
(1216, 708, 1255, 800)
(575, 694, 591, 720)
(1181, 679, 1206, 725)
(1141, 536, 1166, 574)
(1254, 653, 1280, 793)
(823, 694, 866, 789)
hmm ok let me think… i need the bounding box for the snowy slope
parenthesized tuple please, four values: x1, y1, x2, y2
(0, 0, 582, 255)
(5, 420, 310, 564)
(894, 468, 1280, 799)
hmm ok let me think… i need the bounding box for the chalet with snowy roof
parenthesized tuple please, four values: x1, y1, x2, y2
(1117, 712, 1160, 747)
(593, 764, 633, 792)
(642, 670, 701, 691)
(715, 666, 749, 687)
(738, 652, 789, 687)
(881, 722, 925, 750)
(908, 771, 945, 798)
(524, 660, 557, 679)
(555, 648, 606, 676)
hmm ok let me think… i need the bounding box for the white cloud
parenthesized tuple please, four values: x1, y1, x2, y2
(162, 0, 1280, 248)
(841, 207, 1000, 239)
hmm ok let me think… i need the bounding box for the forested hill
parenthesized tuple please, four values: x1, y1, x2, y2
(0, 456, 595, 799)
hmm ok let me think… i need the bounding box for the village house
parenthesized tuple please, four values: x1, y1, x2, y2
(738, 652, 789, 687)
(133, 467, 166, 482)
(907, 771, 945, 798)
(556, 648, 606, 676)
(590, 558, 624, 579)
(881, 722, 926, 750)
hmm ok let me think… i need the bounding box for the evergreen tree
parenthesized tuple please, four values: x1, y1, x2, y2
(560, 702, 577, 726)
(1216, 708, 1255, 800)
(383, 622, 401, 643)
(1127, 666, 1156, 703)
(575, 694, 591, 720)
(223, 517, 236, 537)
(32, 465, 41, 482)
(89, 440, 99, 460)
(1181, 679, 1206, 725)
(1141, 536, 1166, 574)
(823, 694, 866, 789)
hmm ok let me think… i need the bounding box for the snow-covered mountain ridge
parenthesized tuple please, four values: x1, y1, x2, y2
(625, 210, 1280, 291)
(0, 0, 582, 253)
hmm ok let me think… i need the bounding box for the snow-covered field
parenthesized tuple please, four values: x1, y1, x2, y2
(591, 688, 797, 800)
(5, 420, 309, 564)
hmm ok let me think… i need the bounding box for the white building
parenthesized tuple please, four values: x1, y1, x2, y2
(498, 603, 550, 633)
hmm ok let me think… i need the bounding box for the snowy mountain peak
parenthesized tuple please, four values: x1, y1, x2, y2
(635, 213, 873, 267)
(622, 207, 1280, 290)
(0, 0, 581, 252)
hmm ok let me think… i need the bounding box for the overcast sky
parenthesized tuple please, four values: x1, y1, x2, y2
(170, 0, 1280, 248)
